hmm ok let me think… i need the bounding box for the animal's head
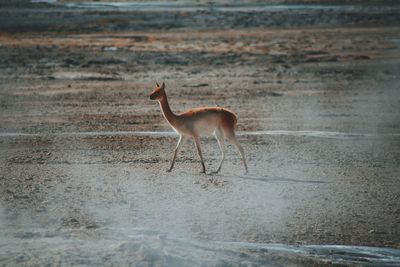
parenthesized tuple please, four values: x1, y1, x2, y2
(150, 82, 165, 101)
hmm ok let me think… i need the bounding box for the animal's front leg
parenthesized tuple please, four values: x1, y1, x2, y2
(167, 135, 186, 172)
(194, 136, 206, 173)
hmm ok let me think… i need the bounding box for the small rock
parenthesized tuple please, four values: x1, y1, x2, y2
(183, 83, 209, 88)
(268, 92, 284, 97)
(86, 224, 99, 229)
(15, 255, 25, 263)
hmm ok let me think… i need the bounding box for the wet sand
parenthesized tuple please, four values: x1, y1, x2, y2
(0, 1, 400, 266)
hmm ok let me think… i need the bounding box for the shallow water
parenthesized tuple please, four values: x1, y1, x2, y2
(1, 226, 399, 266)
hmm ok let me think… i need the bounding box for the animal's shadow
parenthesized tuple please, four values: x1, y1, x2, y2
(207, 173, 329, 184)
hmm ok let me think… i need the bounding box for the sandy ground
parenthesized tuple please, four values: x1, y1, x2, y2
(0, 1, 400, 266)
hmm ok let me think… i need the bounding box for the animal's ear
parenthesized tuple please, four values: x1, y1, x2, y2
(156, 82, 160, 87)
(161, 82, 165, 89)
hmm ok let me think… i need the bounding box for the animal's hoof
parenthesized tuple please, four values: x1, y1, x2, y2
(200, 170, 206, 174)
(166, 169, 172, 172)
(211, 170, 220, 174)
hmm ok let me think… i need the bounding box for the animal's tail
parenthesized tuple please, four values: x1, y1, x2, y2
(222, 108, 238, 129)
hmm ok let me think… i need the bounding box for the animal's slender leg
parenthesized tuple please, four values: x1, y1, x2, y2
(167, 135, 186, 172)
(193, 136, 206, 173)
(225, 130, 248, 173)
(213, 128, 225, 174)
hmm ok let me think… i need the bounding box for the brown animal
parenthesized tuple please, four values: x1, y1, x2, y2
(150, 82, 248, 173)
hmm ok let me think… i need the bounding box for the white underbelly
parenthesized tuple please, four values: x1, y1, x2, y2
(170, 116, 221, 137)
(193, 119, 218, 136)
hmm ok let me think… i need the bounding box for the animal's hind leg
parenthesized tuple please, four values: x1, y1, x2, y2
(224, 129, 248, 173)
(213, 128, 226, 174)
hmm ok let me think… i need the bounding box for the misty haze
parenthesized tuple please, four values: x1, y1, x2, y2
(0, 0, 400, 266)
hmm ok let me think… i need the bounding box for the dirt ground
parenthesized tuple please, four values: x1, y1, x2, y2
(0, 1, 400, 266)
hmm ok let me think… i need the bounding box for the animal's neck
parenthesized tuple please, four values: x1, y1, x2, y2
(158, 95, 178, 127)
